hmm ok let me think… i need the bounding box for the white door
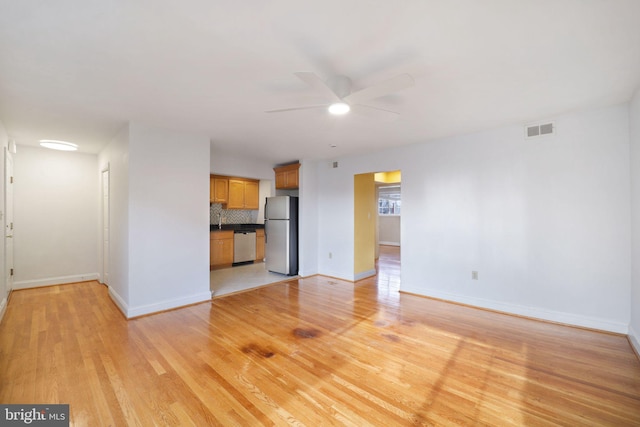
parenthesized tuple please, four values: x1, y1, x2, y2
(102, 169, 109, 285)
(5, 148, 13, 292)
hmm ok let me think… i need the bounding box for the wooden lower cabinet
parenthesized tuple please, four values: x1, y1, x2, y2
(210, 231, 234, 269)
(256, 229, 265, 261)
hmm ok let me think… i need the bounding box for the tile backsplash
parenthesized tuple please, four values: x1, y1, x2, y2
(210, 203, 258, 225)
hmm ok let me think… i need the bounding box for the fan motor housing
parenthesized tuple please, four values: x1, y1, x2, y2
(326, 75, 352, 98)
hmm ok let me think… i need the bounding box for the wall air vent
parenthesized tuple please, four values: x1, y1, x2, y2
(526, 122, 555, 139)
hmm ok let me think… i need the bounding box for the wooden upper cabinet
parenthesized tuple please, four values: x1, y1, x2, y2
(211, 174, 259, 209)
(227, 179, 245, 209)
(227, 178, 260, 209)
(210, 176, 228, 204)
(244, 181, 259, 209)
(274, 163, 300, 189)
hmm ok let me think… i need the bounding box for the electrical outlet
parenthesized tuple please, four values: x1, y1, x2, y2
(472, 271, 478, 280)
(329, 252, 332, 259)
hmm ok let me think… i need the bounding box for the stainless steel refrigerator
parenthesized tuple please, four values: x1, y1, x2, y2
(264, 196, 298, 275)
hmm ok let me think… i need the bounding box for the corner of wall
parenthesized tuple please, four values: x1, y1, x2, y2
(629, 87, 640, 344)
(629, 325, 640, 359)
(108, 285, 129, 317)
(354, 269, 376, 281)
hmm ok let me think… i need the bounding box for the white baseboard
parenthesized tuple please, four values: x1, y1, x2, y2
(354, 269, 376, 281)
(108, 286, 129, 317)
(379, 241, 400, 246)
(401, 285, 629, 334)
(318, 269, 352, 282)
(0, 296, 7, 325)
(298, 268, 318, 278)
(127, 292, 211, 318)
(13, 273, 100, 290)
(629, 325, 640, 357)
(108, 286, 211, 319)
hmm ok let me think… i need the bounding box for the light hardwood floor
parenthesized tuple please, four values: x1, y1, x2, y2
(1, 250, 639, 426)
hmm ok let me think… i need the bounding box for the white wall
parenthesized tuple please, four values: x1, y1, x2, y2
(127, 123, 210, 316)
(98, 125, 130, 304)
(629, 89, 640, 354)
(13, 145, 99, 288)
(318, 103, 631, 333)
(379, 215, 401, 246)
(298, 159, 319, 277)
(318, 159, 355, 279)
(210, 148, 275, 180)
(99, 123, 211, 317)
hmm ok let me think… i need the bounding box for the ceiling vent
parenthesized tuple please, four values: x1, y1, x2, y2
(526, 122, 555, 139)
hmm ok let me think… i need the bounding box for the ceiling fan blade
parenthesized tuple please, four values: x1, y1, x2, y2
(351, 104, 400, 122)
(265, 104, 328, 113)
(343, 73, 414, 105)
(294, 72, 342, 102)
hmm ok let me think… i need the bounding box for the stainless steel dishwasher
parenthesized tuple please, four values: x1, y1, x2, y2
(233, 230, 256, 264)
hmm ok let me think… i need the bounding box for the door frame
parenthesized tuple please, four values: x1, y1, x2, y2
(101, 165, 110, 285)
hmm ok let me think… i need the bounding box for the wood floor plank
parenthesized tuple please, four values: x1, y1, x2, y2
(1, 252, 639, 426)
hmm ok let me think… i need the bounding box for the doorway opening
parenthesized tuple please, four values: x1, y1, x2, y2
(353, 170, 401, 288)
(376, 178, 401, 290)
(375, 172, 401, 290)
(209, 178, 287, 297)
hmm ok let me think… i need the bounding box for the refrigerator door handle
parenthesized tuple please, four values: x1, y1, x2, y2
(264, 220, 267, 243)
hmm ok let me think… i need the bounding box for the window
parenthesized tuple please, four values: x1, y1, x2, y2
(378, 185, 401, 215)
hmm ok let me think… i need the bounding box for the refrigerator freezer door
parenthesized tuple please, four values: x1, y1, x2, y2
(265, 196, 291, 220)
(265, 219, 289, 274)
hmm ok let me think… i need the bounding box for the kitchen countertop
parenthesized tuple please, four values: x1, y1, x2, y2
(210, 223, 265, 232)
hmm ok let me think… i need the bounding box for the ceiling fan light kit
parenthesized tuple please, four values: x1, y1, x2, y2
(328, 102, 350, 115)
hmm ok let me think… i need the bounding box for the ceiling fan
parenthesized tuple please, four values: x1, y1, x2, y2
(266, 72, 414, 120)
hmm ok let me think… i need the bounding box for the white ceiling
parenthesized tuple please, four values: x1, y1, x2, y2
(1, 1, 639, 163)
